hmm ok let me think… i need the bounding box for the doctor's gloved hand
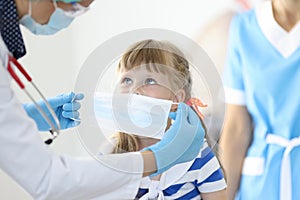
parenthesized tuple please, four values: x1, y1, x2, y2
(24, 92, 84, 131)
(143, 103, 205, 176)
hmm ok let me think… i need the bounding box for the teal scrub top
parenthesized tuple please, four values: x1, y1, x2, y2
(223, 2, 300, 200)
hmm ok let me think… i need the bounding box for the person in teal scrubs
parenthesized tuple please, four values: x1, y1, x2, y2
(220, 0, 300, 200)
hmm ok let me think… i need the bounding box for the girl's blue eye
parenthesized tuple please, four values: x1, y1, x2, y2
(121, 77, 133, 85)
(144, 78, 157, 85)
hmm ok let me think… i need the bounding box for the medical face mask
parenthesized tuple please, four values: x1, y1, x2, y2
(19, 1, 87, 35)
(94, 92, 174, 139)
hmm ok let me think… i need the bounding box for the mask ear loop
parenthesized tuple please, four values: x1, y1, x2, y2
(53, 0, 58, 9)
(28, 0, 32, 16)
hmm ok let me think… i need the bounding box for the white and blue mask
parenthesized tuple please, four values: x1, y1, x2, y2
(94, 92, 175, 140)
(19, 0, 87, 35)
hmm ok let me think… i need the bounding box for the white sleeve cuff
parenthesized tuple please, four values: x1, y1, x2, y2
(224, 87, 246, 105)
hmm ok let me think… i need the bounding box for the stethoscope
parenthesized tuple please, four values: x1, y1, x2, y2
(7, 54, 60, 145)
(5, 1, 90, 144)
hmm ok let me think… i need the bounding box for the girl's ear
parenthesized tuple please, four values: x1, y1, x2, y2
(173, 89, 186, 103)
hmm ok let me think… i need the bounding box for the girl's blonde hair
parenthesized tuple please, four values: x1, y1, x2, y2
(112, 39, 205, 153)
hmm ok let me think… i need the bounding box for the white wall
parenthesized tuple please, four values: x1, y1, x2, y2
(0, 0, 236, 199)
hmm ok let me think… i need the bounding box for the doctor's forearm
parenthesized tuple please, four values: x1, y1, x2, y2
(141, 150, 157, 177)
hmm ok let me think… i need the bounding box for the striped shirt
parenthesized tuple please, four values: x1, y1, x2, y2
(135, 141, 226, 199)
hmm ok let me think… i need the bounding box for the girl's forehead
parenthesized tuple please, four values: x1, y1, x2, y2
(118, 63, 178, 75)
(119, 67, 161, 76)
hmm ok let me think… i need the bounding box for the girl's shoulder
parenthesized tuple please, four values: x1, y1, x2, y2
(188, 139, 220, 171)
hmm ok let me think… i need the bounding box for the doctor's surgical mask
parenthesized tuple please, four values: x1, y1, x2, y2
(20, 0, 88, 35)
(94, 92, 176, 140)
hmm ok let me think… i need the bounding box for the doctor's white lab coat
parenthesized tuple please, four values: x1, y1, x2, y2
(0, 35, 143, 200)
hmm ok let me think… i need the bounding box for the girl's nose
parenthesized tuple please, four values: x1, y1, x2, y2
(133, 86, 143, 95)
(134, 88, 141, 95)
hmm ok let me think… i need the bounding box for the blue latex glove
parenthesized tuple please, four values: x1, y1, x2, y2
(143, 102, 205, 176)
(24, 92, 84, 131)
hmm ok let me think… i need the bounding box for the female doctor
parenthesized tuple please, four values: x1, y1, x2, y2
(0, 0, 205, 199)
(220, 0, 300, 199)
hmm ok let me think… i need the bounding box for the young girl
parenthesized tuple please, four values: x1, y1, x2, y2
(102, 39, 227, 199)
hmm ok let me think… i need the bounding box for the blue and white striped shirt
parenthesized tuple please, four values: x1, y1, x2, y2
(136, 141, 226, 199)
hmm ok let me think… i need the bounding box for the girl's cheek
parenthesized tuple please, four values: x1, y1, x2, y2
(117, 87, 129, 93)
